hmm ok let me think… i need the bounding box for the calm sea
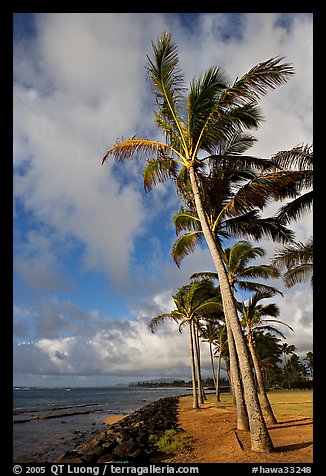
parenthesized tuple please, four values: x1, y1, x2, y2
(13, 386, 192, 463)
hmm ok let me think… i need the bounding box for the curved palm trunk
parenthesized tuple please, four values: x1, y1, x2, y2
(247, 336, 277, 424)
(225, 317, 249, 430)
(189, 166, 273, 452)
(189, 321, 199, 409)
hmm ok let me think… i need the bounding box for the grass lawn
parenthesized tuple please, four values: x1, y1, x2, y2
(197, 389, 313, 418)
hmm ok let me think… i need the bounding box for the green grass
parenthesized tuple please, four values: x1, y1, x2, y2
(263, 389, 313, 418)
(149, 429, 194, 454)
(181, 389, 313, 418)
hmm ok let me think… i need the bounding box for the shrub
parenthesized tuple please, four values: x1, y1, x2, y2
(149, 429, 194, 454)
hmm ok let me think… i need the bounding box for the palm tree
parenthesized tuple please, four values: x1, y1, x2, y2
(253, 332, 283, 390)
(149, 279, 223, 409)
(303, 351, 313, 376)
(280, 342, 296, 367)
(102, 32, 298, 451)
(200, 321, 227, 401)
(213, 324, 228, 402)
(239, 291, 294, 423)
(283, 353, 308, 388)
(199, 321, 220, 390)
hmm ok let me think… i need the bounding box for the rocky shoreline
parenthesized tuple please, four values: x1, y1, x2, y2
(56, 396, 181, 464)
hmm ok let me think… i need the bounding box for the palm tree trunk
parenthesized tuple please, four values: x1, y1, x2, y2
(215, 349, 221, 402)
(225, 318, 249, 430)
(247, 337, 277, 424)
(189, 321, 199, 409)
(209, 342, 217, 391)
(194, 323, 205, 404)
(189, 165, 273, 452)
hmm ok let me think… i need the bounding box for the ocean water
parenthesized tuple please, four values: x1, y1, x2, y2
(13, 386, 192, 463)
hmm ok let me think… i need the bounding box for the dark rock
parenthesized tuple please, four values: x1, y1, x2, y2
(57, 396, 180, 464)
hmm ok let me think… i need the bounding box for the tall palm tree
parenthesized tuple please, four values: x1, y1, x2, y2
(149, 280, 223, 409)
(213, 324, 228, 402)
(102, 32, 299, 451)
(239, 291, 294, 423)
(199, 321, 220, 390)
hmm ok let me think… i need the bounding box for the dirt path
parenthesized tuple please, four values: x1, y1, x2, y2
(164, 398, 313, 463)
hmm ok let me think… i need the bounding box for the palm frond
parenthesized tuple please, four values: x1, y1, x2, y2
(238, 264, 280, 280)
(171, 232, 203, 267)
(149, 312, 182, 333)
(188, 66, 230, 152)
(236, 280, 283, 296)
(147, 32, 188, 150)
(223, 213, 295, 244)
(190, 271, 218, 282)
(102, 138, 172, 164)
(211, 131, 258, 156)
(143, 157, 178, 191)
(283, 264, 313, 288)
(219, 57, 294, 107)
(225, 171, 305, 217)
(227, 241, 265, 272)
(253, 325, 287, 339)
(272, 144, 313, 171)
(272, 239, 313, 269)
(260, 318, 294, 332)
(276, 190, 313, 224)
(173, 211, 201, 235)
(195, 299, 224, 316)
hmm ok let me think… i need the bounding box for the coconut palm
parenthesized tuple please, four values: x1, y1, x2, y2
(200, 321, 227, 401)
(149, 279, 223, 409)
(102, 32, 299, 451)
(238, 291, 294, 423)
(280, 343, 296, 366)
(213, 324, 228, 402)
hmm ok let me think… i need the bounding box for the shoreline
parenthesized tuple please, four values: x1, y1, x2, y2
(14, 390, 313, 464)
(57, 396, 180, 463)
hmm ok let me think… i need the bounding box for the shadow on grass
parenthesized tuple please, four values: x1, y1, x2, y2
(268, 418, 313, 429)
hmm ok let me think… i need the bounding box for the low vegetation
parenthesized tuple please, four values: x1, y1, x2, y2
(149, 429, 194, 455)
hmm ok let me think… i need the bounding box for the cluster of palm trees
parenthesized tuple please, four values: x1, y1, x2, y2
(102, 32, 313, 453)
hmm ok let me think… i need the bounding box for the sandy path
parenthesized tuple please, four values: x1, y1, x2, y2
(164, 398, 313, 463)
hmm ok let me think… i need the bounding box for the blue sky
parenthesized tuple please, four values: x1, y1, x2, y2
(13, 13, 313, 387)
